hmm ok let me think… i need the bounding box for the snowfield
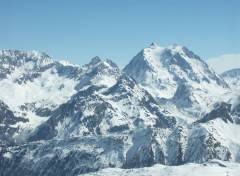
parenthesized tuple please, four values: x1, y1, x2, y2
(83, 161, 240, 176)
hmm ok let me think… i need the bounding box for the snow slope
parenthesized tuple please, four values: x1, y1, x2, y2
(83, 161, 240, 176)
(0, 50, 82, 130)
(124, 43, 229, 117)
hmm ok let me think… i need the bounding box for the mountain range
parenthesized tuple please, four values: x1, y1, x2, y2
(0, 44, 240, 175)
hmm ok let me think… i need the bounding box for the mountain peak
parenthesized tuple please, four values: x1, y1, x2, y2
(0, 49, 52, 61)
(83, 56, 101, 68)
(0, 49, 54, 71)
(124, 43, 229, 101)
(105, 59, 119, 69)
(149, 42, 159, 48)
(90, 56, 101, 64)
(25, 50, 51, 59)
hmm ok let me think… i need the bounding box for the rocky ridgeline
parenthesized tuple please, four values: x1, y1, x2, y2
(0, 45, 239, 175)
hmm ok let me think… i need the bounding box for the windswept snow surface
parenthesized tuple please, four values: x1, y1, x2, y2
(83, 161, 240, 176)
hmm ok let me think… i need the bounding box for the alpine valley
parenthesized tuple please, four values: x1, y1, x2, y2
(0, 43, 240, 176)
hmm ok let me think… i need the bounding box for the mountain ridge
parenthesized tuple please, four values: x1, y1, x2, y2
(0, 44, 240, 175)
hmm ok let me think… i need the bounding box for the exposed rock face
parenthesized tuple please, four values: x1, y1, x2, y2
(197, 102, 233, 123)
(0, 100, 28, 143)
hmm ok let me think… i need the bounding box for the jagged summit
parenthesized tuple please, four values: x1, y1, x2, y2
(83, 56, 119, 71)
(90, 56, 101, 64)
(149, 42, 159, 48)
(83, 56, 102, 69)
(0, 49, 51, 60)
(0, 49, 55, 80)
(0, 49, 54, 67)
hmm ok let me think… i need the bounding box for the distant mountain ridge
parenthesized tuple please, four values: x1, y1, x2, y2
(221, 68, 240, 91)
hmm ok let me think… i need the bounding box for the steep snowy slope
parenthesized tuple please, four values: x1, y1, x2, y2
(124, 43, 229, 114)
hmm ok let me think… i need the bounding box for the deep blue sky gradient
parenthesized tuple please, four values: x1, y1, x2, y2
(0, 0, 239, 67)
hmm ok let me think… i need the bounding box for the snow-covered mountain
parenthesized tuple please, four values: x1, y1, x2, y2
(124, 43, 229, 115)
(0, 46, 240, 176)
(0, 50, 85, 137)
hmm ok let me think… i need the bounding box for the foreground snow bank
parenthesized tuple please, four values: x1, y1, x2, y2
(83, 161, 240, 176)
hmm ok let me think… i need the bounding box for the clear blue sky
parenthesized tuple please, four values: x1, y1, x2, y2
(0, 0, 239, 67)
